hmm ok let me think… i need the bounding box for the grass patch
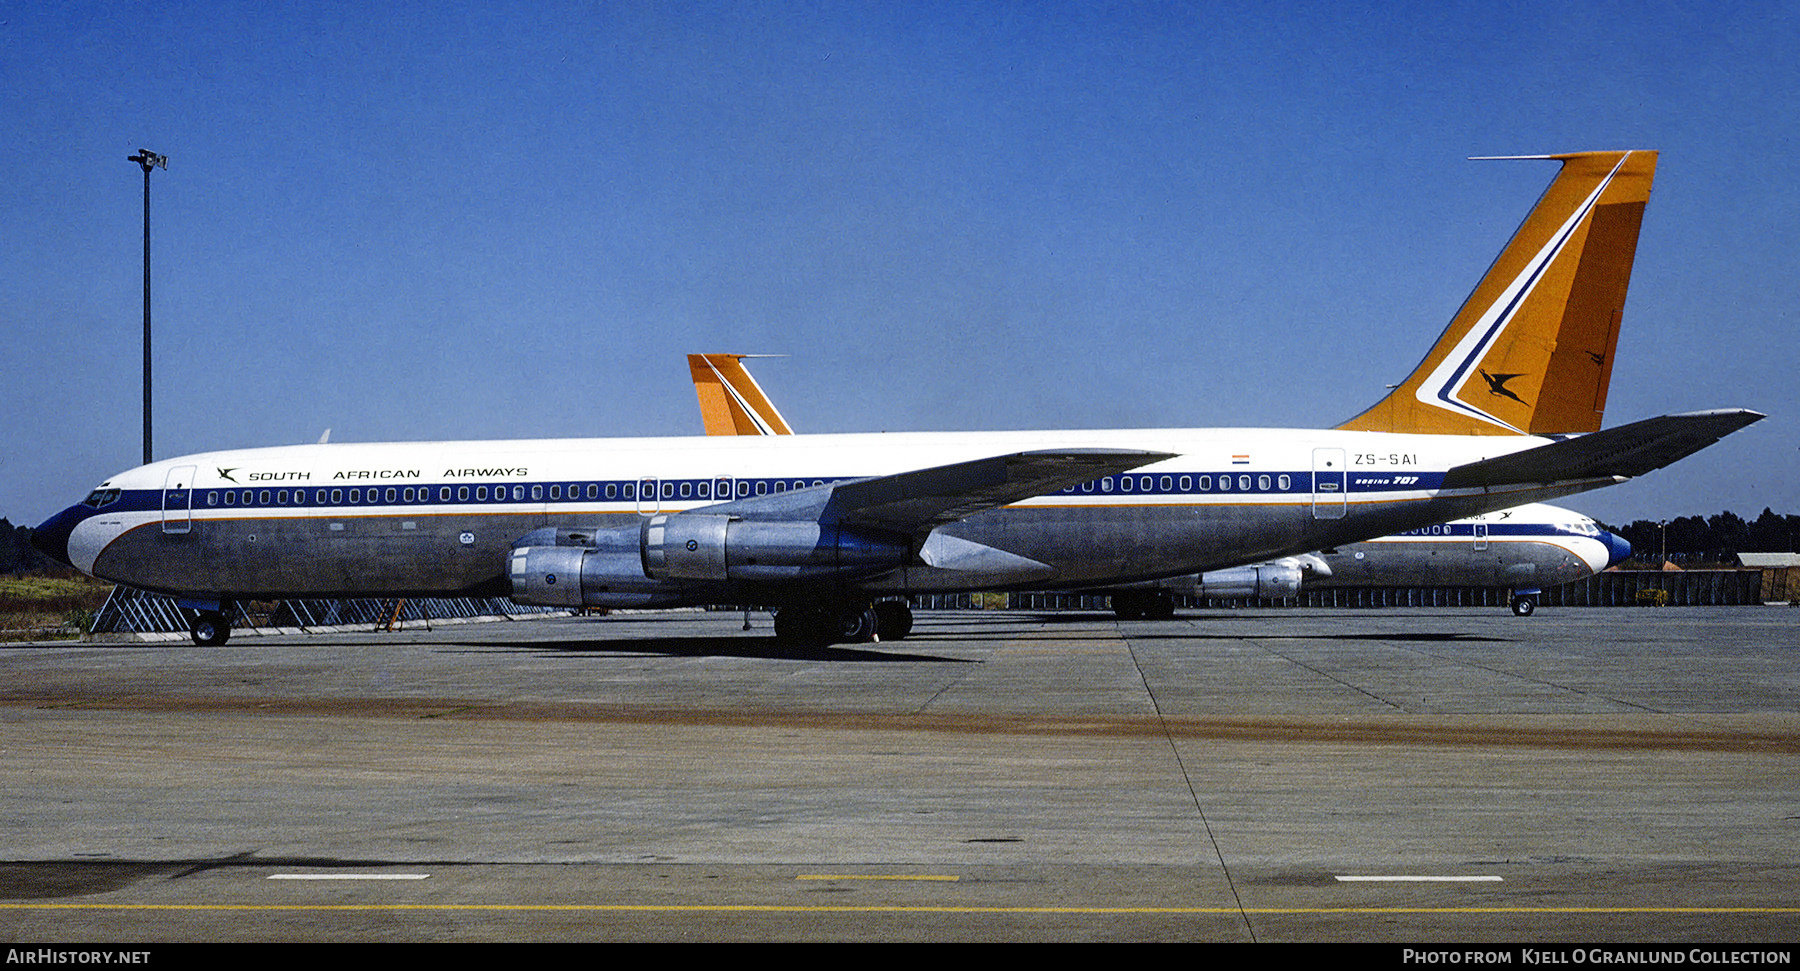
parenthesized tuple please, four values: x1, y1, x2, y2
(0, 574, 113, 641)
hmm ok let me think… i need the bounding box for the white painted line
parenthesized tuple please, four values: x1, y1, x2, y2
(1335, 875, 1503, 882)
(796, 874, 961, 882)
(267, 874, 432, 881)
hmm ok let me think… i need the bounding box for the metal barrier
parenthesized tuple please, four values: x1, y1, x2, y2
(91, 586, 560, 635)
(1541, 570, 1766, 607)
(914, 570, 1774, 611)
(87, 567, 1782, 636)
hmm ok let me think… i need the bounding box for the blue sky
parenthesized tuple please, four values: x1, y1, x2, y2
(3, 1, 1795, 528)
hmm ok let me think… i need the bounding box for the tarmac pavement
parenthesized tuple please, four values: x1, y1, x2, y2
(1, 607, 1795, 942)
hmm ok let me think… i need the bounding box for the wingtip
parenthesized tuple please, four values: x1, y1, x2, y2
(1668, 407, 1766, 426)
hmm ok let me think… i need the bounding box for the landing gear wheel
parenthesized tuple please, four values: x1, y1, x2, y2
(1111, 592, 1147, 621)
(874, 601, 914, 641)
(834, 605, 879, 644)
(774, 604, 882, 645)
(191, 610, 231, 646)
(1511, 596, 1536, 617)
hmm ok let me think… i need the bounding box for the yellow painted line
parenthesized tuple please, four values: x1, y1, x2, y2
(3, 904, 1798, 915)
(796, 874, 960, 882)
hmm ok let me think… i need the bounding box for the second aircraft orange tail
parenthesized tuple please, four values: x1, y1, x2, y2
(688, 354, 794, 436)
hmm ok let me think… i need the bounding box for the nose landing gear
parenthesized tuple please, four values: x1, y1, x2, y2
(1509, 591, 1539, 617)
(189, 608, 232, 646)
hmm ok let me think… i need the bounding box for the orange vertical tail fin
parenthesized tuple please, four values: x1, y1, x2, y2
(1337, 150, 1656, 435)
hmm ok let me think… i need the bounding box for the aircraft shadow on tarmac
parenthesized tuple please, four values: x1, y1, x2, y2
(443, 636, 976, 664)
(945, 613, 1516, 644)
(1116, 629, 1513, 644)
(436, 620, 1513, 655)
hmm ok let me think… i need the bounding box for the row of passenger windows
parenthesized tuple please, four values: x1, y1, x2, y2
(1062, 473, 1295, 494)
(196, 472, 1309, 509)
(202, 477, 836, 509)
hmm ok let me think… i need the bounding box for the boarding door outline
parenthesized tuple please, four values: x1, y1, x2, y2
(162, 465, 197, 534)
(636, 477, 660, 516)
(1311, 449, 1346, 520)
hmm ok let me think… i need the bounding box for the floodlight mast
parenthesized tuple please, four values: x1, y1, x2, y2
(128, 150, 166, 465)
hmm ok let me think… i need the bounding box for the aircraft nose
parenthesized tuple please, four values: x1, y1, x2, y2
(30, 506, 81, 568)
(1604, 530, 1633, 569)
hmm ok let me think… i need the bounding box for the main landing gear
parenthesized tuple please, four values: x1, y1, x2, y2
(1111, 590, 1176, 621)
(873, 600, 914, 641)
(189, 608, 232, 646)
(772, 600, 913, 646)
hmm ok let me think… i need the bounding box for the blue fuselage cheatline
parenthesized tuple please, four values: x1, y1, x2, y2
(30, 150, 1759, 645)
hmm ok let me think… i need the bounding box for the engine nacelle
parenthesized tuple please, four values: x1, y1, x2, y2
(507, 513, 910, 606)
(506, 544, 689, 609)
(641, 514, 908, 583)
(1194, 562, 1304, 599)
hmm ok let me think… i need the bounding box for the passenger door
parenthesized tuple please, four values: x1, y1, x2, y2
(161, 465, 196, 534)
(1311, 449, 1346, 519)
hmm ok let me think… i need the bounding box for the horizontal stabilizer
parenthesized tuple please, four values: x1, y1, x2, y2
(702, 449, 1173, 536)
(1440, 409, 1763, 489)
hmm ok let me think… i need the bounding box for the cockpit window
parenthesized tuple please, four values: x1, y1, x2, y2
(82, 488, 121, 508)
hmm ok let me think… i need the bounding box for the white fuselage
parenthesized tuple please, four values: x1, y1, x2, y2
(39, 425, 1611, 605)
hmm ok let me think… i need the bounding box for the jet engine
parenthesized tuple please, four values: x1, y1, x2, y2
(506, 542, 686, 609)
(640, 514, 908, 583)
(507, 514, 910, 608)
(1193, 562, 1305, 599)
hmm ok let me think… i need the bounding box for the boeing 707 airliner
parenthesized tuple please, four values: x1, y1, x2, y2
(33, 151, 1756, 645)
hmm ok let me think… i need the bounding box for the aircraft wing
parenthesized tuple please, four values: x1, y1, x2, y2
(703, 448, 1175, 536)
(1439, 409, 1763, 489)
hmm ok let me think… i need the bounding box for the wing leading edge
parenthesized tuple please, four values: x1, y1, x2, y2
(698, 448, 1177, 536)
(1440, 409, 1764, 490)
